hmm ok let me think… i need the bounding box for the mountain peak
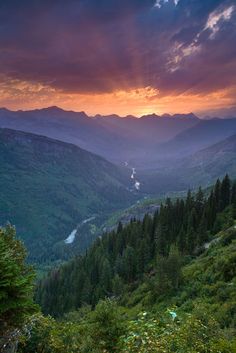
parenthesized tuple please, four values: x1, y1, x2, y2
(140, 113, 160, 119)
(161, 112, 199, 120)
(39, 106, 67, 113)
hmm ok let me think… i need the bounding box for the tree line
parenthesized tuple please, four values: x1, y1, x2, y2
(36, 175, 236, 317)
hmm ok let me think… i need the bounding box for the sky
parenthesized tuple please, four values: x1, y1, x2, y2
(0, 0, 236, 117)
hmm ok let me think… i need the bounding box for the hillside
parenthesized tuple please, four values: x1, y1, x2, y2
(36, 176, 236, 317)
(19, 176, 236, 352)
(138, 134, 236, 193)
(0, 128, 136, 263)
(160, 118, 236, 159)
(176, 133, 236, 186)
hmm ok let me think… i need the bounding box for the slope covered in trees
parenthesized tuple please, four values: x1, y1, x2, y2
(1, 176, 235, 352)
(36, 175, 236, 317)
(0, 226, 37, 352)
(18, 176, 236, 352)
(0, 128, 136, 264)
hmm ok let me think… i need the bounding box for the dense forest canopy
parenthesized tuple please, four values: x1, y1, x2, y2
(1, 175, 236, 352)
(36, 175, 236, 317)
(0, 226, 36, 351)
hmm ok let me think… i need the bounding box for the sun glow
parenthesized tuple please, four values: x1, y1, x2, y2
(0, 76, 235, 117)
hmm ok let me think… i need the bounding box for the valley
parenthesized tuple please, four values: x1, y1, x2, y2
(1, 115, 236, 352)
(1, 0, 236, 351)
(1, 110, 236, 266)
(0, 127, 138, 264)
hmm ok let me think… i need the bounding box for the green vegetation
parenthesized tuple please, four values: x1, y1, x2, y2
(0, 225, 37, 351)
(19, 217, 236, 352)
(1, 176, 236, 352)
(0, 128, 136, 264)
(36, 175, 236, 316)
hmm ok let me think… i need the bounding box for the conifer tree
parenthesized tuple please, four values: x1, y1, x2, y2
(100, 258, 112, 293)
(123, 246, 136, 281)
(195, 186, 204, 216)
(214, 179, 221, 211)
(220, 174, 231, 211)
(166, 245, 182, 290)
(177, 226, 187, 254)
(0, 225, 37, 346)
(112, 274, 124, 297)
(231, 181, 236, 218)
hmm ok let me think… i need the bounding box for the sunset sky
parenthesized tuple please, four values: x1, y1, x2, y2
(0, 0, 236, 117)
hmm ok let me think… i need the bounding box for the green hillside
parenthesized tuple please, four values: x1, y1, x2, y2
(36, 175, 236, 316)
(16, 176, 236, 352)
(0, 128, 136, 264)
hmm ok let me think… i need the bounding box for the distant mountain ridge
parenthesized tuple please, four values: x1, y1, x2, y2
(0, 107, 200, 165)
(1, 107, 236, 169)
(176, 133, 236, 186)
(161, 118, 236, 156)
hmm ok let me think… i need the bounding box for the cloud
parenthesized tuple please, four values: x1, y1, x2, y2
(204, 4, 234, 38)
(0, 0, 235, 113)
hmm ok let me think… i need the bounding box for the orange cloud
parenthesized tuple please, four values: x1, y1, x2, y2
(0, 77, 235, 117)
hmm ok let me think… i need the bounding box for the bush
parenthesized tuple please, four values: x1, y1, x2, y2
(119, 310, 236, 353)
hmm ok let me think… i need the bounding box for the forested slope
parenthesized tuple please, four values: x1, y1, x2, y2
(18, 175, 236, 353)
(1, 176, 235, 352)
(0, 128, 135, 263)
(36, 175, 236, 317)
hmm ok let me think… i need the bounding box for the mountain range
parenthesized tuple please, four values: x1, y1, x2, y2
(1, 107, 236, 168)
(1, 107, 236, 265)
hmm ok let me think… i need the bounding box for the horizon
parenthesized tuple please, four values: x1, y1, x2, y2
(0, 0, 235, 117)
(1, 105, 235, 120)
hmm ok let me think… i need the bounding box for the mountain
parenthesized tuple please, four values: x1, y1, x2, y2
(5, 179, 236, 352)
(0, 107, 199, 165)
(160, 118, 236, 159)
(36, 176, 236, 317)
(177, 133, 236, 186)
(0, 128, 136, 263)
(94, 112, 198, 145)
(138, 134, 236, 193)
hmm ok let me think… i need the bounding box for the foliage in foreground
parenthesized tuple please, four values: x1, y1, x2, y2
(1, 176, 236, 352)
(20, 217, 236, 352)
(0, 225, 37, 350)
(18, 301, 236, 353)
(119, 309, 236, 353)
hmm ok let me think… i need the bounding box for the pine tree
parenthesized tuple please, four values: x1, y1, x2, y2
(136, 238, 150, 274)
(112, 274, 124, 297)
(197, 211, 208, 246)
(123, 246, 136, 282)
(195, 186, 204, 216)
(186, 208, 198, 253)
(81, 277, 92, 304)
(205, 191, 217, 229)
(177, 226, 187, 254)
(231, 181, 236, 219)
(166, 245, 182, 290)
(0, 225, 37, 343)
(231, 181, 236, 204)
(220, 174, 231, 211)
(100, 258, 112, 293)
(214, 179, 221, 212)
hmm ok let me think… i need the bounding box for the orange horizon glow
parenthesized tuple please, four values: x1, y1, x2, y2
(0, 78, 235, 117)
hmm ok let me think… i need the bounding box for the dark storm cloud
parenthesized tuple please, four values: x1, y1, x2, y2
(0, 0, 235, 95)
